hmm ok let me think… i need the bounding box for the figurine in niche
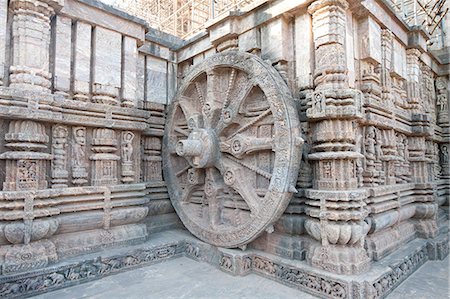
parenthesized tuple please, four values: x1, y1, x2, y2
(122, 131, 134, 163)
(442, 145, 449, 164)
(72, 127, 89, 185)
(121, 131, 135, 183)
(403, 137, 409, 161)
(73, 128, 86, 167)
(437, 95, 448, 112)
(374, 128, 383, 161)
(365, 126, 376, 161)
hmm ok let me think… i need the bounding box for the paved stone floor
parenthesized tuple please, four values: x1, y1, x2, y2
(34, 256, 449, 299)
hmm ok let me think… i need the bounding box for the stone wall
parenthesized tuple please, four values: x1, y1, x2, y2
(173, 0, 449, 275)
(0, 0, 179, 274)
(0, 0, 448, 282)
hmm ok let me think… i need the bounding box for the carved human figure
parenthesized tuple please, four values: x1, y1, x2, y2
(121, 132, 134, 163)
(437, 95, 448, 112)
(73, 128, 86, 167)
(365, 127, 376, 161)
(403, 137, 409, 161)
(374, 128, 383, 161)
(442, 145, 449, 164)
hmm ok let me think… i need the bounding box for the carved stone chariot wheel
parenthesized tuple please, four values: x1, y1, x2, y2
(163, 51, 302, 248)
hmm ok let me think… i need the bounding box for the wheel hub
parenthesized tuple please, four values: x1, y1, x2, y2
(176, 128, 218, 168)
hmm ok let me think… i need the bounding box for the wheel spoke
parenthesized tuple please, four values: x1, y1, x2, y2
(180, 183, 196, 203)
(220, 158, 261, 214)
(203, 69, 222, 128)
(174, 126, 190, 137)
(221, 154, 272, 180)
(204, 168, 224, 227)
(215, 78, 255, 134)
(178, 95, 199, 121)
(226, 108, 272, 141)
(220, 135, 274, 158)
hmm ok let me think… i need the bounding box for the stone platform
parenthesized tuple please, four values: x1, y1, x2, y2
(0, 229, 448, 298)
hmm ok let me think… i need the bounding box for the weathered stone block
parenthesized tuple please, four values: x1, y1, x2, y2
(261, 18, 292, 63)
(73, 21, 92, 101)
(0, 0, 7, 85)
(54, 16, 72, 95)
(92, 26, 122, 105)
(122, 36, 138, 107)
(358, 16, 382, 64)
(146, 55, 167, 104)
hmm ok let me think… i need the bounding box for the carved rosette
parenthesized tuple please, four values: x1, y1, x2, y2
(163, 51, 303, 248)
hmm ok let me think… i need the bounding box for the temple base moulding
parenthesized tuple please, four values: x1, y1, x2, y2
(0, 229, 448, 299)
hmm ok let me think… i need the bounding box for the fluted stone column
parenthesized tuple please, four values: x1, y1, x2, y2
(9, 0, 63, 91)
(304, 0, 370, 275)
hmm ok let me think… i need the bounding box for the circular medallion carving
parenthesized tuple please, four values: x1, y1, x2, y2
(163, 51, 302, 248)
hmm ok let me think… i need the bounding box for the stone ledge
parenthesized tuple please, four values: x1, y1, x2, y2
(0, 87, 159, 131)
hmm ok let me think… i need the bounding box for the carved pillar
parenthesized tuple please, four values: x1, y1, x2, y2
(51, 125, 69, 188)
(305, 0, 370, 275)
(421, 64, 436, 124)
(406, 49, 422, 113)
(440, 144, 449, 177)
(0, 120, 51, 190)
(409, 135, 438, 238)
(0, 0, 7, 85)
(9, 0, 63, 91)
(142, 136, 163, 181)
(409, 137, 427, 183)
(358, 16, 382, 102)
(380, 129, 397, 185)
(380, 30, 393, 103)
(90, 129, 119, 186)
(0, 121, 58, 273)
